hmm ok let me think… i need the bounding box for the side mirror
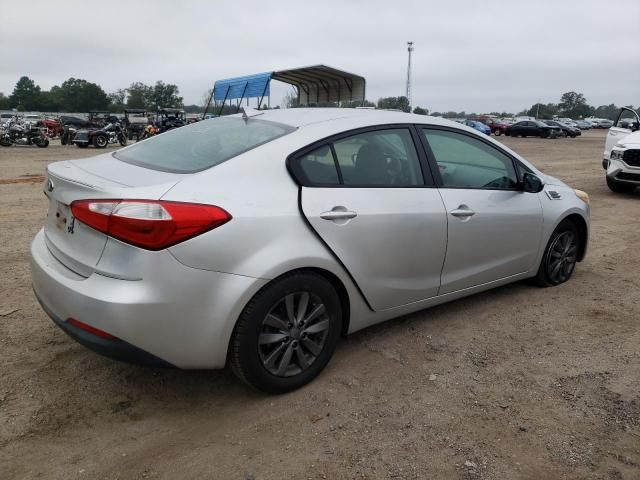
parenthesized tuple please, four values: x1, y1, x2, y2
(522, 172, 544, 193)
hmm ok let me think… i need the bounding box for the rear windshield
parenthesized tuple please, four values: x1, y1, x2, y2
(113, 117, 295, 173)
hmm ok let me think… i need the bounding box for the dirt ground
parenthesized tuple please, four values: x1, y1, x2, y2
(1, 130, 639, 480)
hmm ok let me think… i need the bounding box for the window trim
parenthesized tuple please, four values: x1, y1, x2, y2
(416, 125, 524, 191)
(286, 124, 435, 188)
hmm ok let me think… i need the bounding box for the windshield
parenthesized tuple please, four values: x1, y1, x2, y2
(114, 117, 295, 173)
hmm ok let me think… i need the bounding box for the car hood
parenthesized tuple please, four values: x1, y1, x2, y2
(617, 130, 640, 147)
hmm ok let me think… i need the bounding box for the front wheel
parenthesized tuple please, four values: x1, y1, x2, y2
(494, 129, 502, 136)
(607, 176, 636, 194)
(118, 134, 127, 147)
(0, 136, 12, 147)
(35, 137, 49, 148)
(229, 272, 342, 393)
(93, 134, 108, 148)
(533, 220, 580, 287)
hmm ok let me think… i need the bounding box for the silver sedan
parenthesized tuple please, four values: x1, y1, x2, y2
(31, 108, 590, 393)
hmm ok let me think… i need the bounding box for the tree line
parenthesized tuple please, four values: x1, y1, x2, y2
(0, 76, 635, 120)
(0, 76, 184, 112)
(289, 92, 637, 120)
(520, 92, 635, 120)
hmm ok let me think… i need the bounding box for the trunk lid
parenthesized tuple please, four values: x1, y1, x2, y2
(44, 153, 184, 276)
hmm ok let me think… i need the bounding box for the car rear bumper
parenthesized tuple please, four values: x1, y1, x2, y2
(30, 229, 268, 369)
(34, 290, 173, 367)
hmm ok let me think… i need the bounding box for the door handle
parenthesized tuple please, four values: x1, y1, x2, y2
(450, 206, 475, 218)
(320, 209, 357, 221)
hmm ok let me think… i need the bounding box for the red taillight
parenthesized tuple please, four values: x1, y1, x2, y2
(67, 318, 116, 339)
(70, 200, 231, 250)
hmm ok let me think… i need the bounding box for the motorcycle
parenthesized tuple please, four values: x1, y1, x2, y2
(104, 122, 128, 147)
(41, 117, 62, 138)
(137, 123, 157, 141)
(60, 125, 77, 146)
(72, 121, 127, 148)
(0, 118, 49, 148)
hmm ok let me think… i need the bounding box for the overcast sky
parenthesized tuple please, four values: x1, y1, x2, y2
(1, 0, 638, 113)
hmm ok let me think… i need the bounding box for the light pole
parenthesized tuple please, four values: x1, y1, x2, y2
(406, 41, 414, 110)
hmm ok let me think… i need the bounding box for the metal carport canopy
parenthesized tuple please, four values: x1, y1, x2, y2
(212, 65, 366, 106)
(272, 65, 366, 104)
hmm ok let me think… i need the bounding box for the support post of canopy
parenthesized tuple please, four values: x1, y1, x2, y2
(236, 82, 249, 113)
(202, 89, 215, 120)
(216, 86, 230, 117)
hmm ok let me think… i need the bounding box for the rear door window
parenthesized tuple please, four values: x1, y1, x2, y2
(297, 145, 340, 185)
(114, 117, 295, 173)
(291, 128, 426, 187)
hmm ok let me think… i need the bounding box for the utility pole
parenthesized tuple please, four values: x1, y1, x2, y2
(406, 41, 414, 110)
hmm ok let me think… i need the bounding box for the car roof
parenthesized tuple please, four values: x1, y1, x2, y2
(249, 108, 459, 129)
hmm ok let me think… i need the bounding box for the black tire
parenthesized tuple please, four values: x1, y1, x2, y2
(606, 176, 636, 194)
(93, 134, 108, 148)
(35, 137, 49, 148)
(118, 134, 127, 147)
(229, 272, 342, 394)
(533, 220, 580, 287)
(494, 129, 502, 136)
(60, 133, 68, 145)
(0, 137, 12, 147)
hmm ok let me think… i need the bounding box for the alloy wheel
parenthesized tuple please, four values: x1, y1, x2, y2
(546, 231, 577, 283)
(258, 292, 330, 377)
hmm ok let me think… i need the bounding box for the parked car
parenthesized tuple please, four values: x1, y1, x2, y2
(31, 108, 590, 393)
(464, 119, 491, 135)
(543, 120, 581, 138)
(557, 119, 580, 128)
(587, 118, 613, 129)
(506, 120, 560, 138)
(574, 120, 592, 130)
(475, 117, 508, 136)
(602, 107, 640, 193)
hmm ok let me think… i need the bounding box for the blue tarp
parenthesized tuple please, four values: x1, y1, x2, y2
(213, 72, 271, 102)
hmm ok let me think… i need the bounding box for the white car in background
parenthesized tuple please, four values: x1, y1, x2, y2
(588, 118, 614, 129)
(603, 107, 640, 193)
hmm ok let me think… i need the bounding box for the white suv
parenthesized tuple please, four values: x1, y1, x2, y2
(603, 108, 640, 193)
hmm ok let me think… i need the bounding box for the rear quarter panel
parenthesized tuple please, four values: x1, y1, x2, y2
(161, 130, 373, 330)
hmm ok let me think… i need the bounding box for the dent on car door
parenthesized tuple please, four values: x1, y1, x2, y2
(420, 128, 543, 294)
(294, 128, 448, 311)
